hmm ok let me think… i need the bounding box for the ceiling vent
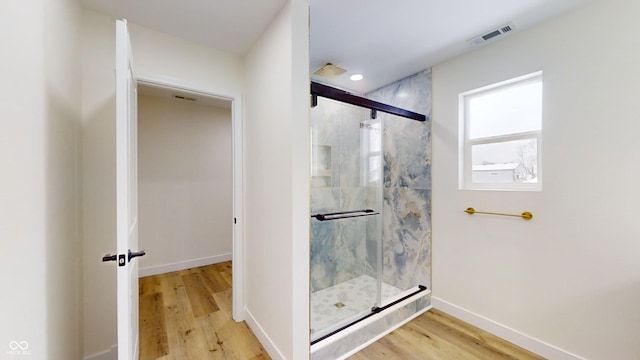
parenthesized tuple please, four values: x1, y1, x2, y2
(468, 22, 516, 47)
(173, 94, 197, 102)
(313, 63, 347, 79)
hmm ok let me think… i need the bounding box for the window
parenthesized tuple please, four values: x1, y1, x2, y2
(361, 119, 382, 185)
(460, 72, 542, 190)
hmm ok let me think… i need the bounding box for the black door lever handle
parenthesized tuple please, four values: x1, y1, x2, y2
(128, 249, 146, 262)
(102, 254, 117, 262)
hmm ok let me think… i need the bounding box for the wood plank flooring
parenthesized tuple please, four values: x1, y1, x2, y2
(348, 309, 545, 360)
(139, 261, 270, 360)
(141, 262, 543, 360)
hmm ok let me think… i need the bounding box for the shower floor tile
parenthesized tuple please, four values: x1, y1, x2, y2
(310, 275, 403, 340)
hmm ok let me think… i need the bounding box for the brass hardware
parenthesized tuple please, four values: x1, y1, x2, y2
(334, 302, 346, 308)
(464, 207, 533, 221)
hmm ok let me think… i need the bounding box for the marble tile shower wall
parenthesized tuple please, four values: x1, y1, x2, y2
(366, 69, 432, 292)
(310, 99, 375, 292)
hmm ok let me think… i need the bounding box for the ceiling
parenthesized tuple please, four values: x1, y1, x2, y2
(81, 0, 592, 94)
(80, 0, 288, 54)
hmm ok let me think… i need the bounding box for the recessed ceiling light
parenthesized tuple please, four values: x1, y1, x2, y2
(350, 74, 364, 81)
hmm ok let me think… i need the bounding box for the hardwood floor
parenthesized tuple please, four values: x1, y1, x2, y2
(138, 261, 270, 360)
(141, 263, 542, 360)
(348, 309, 545, 360)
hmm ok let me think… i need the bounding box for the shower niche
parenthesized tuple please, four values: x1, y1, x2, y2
(309, 72, 432, 359)
(311, 144, 332, 187)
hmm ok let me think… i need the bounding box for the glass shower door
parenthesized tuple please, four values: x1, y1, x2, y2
(309, 97, 382, 342)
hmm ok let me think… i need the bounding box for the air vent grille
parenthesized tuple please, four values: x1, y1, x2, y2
(173, 94, 197, 102)
(313, 63, 347, 79)
(468, 22, 516, 47)
(501, 25, 513, 33)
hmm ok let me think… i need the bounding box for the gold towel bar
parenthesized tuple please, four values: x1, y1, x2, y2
(464, 207, 533, 221)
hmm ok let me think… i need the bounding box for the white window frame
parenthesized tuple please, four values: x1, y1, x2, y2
(460, 72, 543, 191)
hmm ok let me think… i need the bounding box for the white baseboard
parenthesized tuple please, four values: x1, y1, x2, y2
(244, 307, 286, 360)
(431, 297, 586, 360)
(138, 253, 232, 277)
(84, 345, 117, 360)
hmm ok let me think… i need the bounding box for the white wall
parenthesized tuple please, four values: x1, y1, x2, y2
(138, 95, 232, 273)
(432, 0, 640, 359)
(129, 23, 244, 93)
(81, 9, 117, 358)
(244, 0, 310, 358)
(81, 9, 245, 357)
(1, 0, 81, 358)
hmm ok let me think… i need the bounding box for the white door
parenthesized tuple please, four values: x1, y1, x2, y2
(116, 18, 142, 360)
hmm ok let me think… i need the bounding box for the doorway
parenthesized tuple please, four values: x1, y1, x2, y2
(135, 77, 245, 322)
(137, 83, 232, 275)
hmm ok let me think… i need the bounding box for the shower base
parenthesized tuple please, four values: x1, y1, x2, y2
(310, 275, 403, 341)
(310, 286, 431, 360)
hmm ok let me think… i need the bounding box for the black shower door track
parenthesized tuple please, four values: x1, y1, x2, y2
(310, 285, 428, 346)
(310, 82, 426, 122)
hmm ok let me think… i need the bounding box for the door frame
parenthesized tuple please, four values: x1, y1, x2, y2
(137, 73, 245, 321)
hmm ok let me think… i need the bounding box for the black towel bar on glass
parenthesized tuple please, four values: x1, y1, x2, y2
(311, 209, 379, 221)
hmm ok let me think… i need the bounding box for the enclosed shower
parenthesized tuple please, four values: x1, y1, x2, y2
(309, 71, 433, 359)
